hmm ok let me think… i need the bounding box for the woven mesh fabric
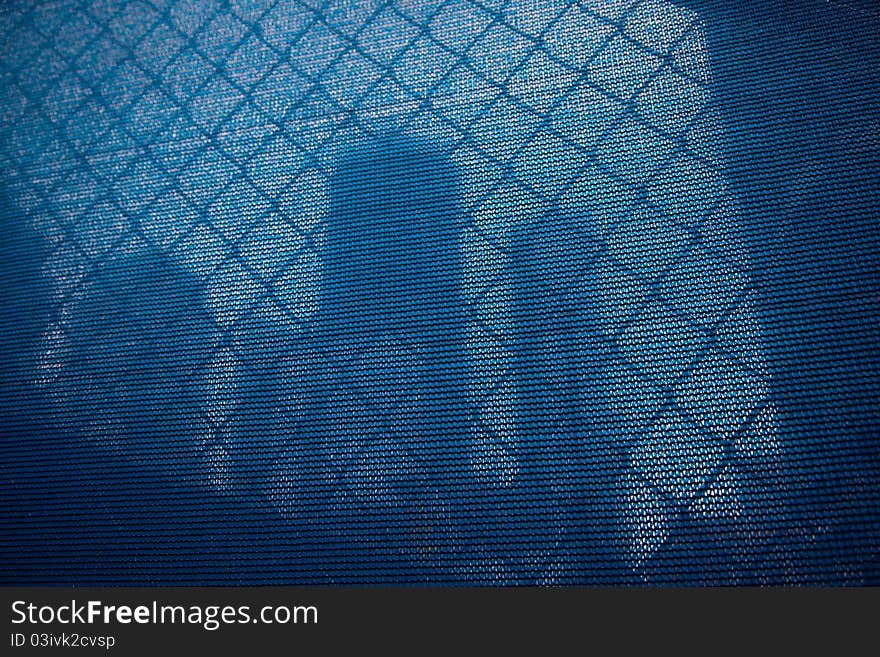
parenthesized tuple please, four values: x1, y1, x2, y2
(0, 0, 877, 584)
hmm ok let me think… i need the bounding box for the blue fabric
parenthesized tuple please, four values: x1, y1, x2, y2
(0, 0, 878, 584)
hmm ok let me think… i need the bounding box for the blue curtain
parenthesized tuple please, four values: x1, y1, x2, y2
(1, 0, 878, 584)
